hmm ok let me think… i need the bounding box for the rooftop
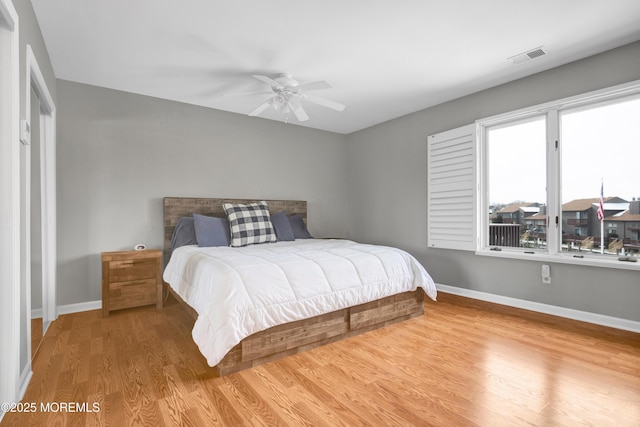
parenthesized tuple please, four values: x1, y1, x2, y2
(498, 203, 538, 214)
(562, 197, 624, 211)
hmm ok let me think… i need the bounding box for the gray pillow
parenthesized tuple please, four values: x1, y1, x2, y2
(193, 213, 231, 247)
(170, 217, 198, 253)
(271, 210, 295, 241)
(288, 214, 313, 239)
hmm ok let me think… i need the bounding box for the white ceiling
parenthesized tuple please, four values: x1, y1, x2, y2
(31, 0, 640, 134)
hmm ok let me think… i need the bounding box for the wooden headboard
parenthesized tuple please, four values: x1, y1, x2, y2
(163, 197, 307, 263)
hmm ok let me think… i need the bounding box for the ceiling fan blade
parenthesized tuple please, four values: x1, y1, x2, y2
(248, 99, 273, 117)
(293, 105, 309, 122)
(296, 80, 332, 91)
(304, 94, 346, 112)
(222, 90, 273, 97)
(252, 74, 282, 88)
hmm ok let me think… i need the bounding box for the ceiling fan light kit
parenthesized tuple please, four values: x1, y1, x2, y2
(243, 73, 345, 123)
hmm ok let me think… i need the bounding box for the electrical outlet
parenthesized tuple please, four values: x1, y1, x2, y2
(541, 264, 551, 284)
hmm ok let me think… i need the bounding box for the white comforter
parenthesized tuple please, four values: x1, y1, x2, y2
(163, 239, 437, 366)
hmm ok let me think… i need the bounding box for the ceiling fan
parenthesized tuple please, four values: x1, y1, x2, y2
(231, 73, 346, 122)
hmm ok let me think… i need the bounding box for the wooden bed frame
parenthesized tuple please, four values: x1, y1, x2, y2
(163, 197, 425, 376)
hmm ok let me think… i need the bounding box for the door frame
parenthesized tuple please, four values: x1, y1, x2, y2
(0, 0, 21, 416)
(23, 44, 57, 355)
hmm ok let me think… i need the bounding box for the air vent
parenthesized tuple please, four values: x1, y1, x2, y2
(508, 46, 549, 65)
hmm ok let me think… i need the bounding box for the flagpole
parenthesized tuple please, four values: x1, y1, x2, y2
(599, 179, 604, 254)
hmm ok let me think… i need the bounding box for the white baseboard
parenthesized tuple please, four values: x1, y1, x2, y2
(57, 300, 101, 315)
(18, 364, 32, 404)
(53, 290, 640, 333)
(436, 284, 640, 334)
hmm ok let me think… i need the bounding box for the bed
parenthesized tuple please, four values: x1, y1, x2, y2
(162, 197, 437, 375)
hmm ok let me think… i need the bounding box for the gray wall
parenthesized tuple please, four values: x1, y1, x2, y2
(346, 41, 640, 322)
(16, 0, 56, 112)
(56, 80, 349, 306)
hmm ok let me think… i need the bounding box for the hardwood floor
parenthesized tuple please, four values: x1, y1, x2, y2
(2, 292, 639, 426)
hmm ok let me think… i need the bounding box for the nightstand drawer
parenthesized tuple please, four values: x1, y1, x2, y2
(108, 279, 157, 311)
(108, 259, 158, 282)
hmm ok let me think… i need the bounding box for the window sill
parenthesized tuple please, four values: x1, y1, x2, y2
(476, 248, 640, 271)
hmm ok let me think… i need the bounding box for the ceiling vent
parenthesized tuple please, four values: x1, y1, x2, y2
(508, 46, 549, 65)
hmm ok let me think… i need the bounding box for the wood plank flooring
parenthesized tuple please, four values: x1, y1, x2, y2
(2, 292, 639, 426)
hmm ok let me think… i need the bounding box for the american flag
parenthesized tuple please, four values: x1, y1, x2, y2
(596, 181, 605, 222)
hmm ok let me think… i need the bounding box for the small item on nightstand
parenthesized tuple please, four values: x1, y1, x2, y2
(134, 243, 146, 250)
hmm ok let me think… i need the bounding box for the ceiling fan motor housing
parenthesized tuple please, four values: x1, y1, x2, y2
(275, 73, 298, 87)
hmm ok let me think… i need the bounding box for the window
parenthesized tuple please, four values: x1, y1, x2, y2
(560, 96, 640, 254)
(487, 116, 547, 250)
(477, 80, 640, 263)
(428, 79, 640, 268)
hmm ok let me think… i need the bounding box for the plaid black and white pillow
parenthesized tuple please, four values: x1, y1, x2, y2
(222, 201, 277, 247)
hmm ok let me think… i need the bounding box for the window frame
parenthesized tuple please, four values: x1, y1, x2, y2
(481, 113, 552, 253)
(474, 79, 640, 271)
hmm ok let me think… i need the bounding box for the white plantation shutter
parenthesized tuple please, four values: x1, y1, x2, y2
(427, 124, 477, 251)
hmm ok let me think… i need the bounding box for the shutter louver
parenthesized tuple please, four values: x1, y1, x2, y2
(427, 124, 476, 251)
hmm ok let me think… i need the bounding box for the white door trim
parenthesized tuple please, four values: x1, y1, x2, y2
(0, 0, 21, 418)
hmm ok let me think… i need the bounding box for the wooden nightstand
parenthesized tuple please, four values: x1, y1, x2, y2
(101, 249, 163, 318)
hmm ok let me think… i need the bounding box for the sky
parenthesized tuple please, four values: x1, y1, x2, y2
(489, 96, 640, 206)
